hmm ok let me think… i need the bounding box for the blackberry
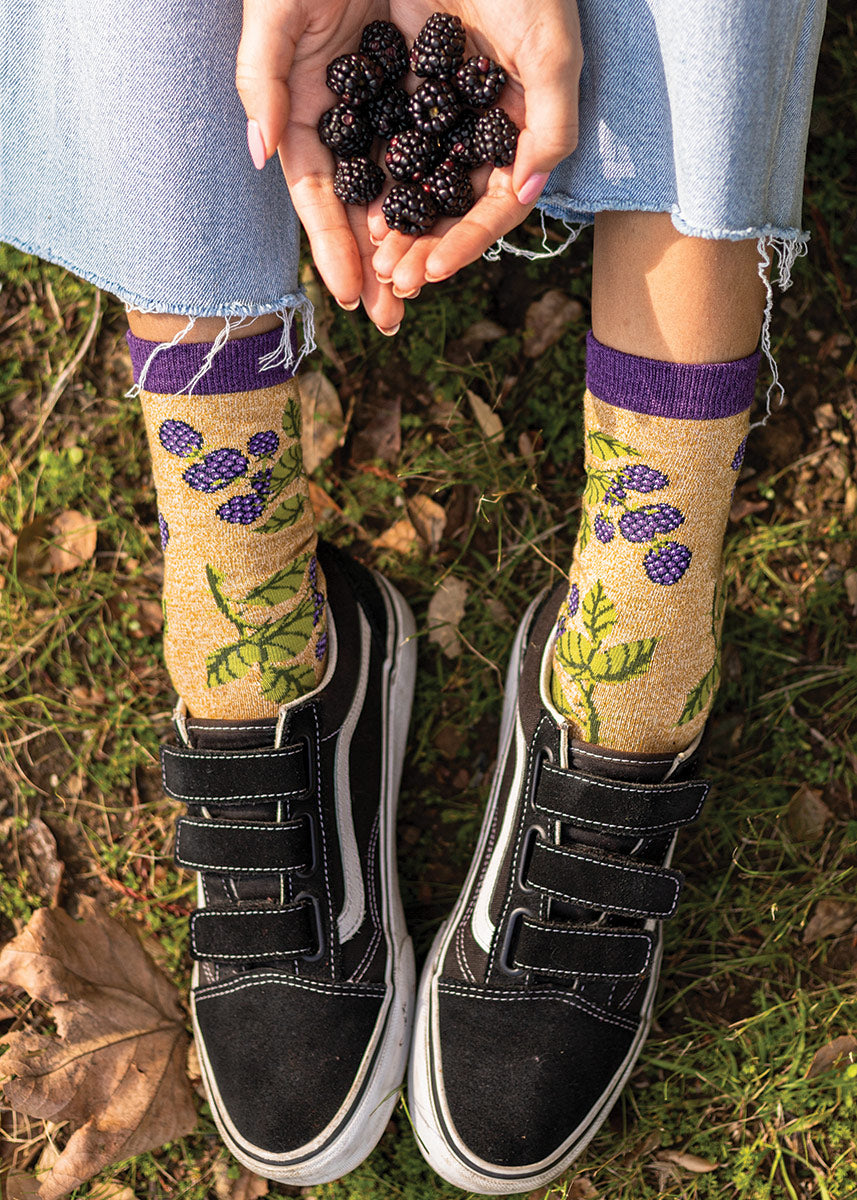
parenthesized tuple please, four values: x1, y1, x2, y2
(644, 542, 692, 585)
(367, 85, 412, 138)
(455, 56, 507, 110)
(182, 447, 249, 492)
(618, 503, 685, 542)
(326, 53, 385, 106)
(424, 160, 474, 216)
(159, 419, 203, 457)
(385, 129, 442, 181)
(333, 156, 385, 205)
(444, 112, 483, 167)
(731, 436, 747, 471)
(250, 467, 273, 497)
(593, 514, 615, 543)
(360, 21, 409, 81)
(382, 183, 439, 234)
(619, 464, 668, 493)
(247, 430, 279, 458)
(216, 492, 265, 525)
(410, 12, 466, 78)
(473, 107, 519, 166)
(318, 104, 372, 157)
(409, 79, 461, 137)
(158, 512, 169, 550)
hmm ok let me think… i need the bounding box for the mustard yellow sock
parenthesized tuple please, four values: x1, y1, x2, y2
(551, 333, 758, 754)
(129, 327, 326, 719)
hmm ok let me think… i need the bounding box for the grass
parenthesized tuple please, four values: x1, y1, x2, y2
(1, 6, 856, 1199)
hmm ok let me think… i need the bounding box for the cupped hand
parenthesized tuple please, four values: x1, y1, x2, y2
(237, 0, 404, 333)
(369, 0, 582, 295)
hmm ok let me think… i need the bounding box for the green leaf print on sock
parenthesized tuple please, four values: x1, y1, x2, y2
(281, 395, 302, 440)
(266, 441, 303, 503)
(587, 431, 641, 461)
(554, 580, 657, 743)
(256, 492, 306, 535)
(203, 557, 317, 701)
(677, 578, 726, 727)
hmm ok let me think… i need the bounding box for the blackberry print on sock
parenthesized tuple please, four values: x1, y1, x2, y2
(129, 326, 327, 719)
(550, 331, 759, 754)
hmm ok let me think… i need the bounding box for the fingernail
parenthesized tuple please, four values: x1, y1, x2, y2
(337, 298, 360, 311)
(375, 273, 393, 285)
(425, 270, 451, 284)
(369, 234, 383, 247)
(379, 323, 401, 337)
(516, 172, 549, 206)
(247, 119, 267, 170)
(392, 286, 421, 299)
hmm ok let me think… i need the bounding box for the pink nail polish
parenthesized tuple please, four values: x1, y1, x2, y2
(516, 172, 549, 206)
(247, 120, 267, 170)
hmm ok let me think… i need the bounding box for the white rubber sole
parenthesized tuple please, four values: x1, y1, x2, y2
(408, 597, 662, 1194)
(192, 576, 417, 1186)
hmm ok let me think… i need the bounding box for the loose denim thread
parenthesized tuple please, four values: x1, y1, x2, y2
(123, 293, 316, 398)
(484, 210, 584, 263)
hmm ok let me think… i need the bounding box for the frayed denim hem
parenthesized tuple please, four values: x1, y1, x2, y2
(489, 199, 810, 427)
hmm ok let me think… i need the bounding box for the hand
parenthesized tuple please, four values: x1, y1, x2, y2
(237, 0, 405, 333)
(368, 0, 582, 296)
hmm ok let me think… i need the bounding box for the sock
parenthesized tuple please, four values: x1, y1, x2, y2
(550, 331, 759, 754)
(129, 327, 327, 719)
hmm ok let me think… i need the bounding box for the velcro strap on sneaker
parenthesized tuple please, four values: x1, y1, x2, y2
(190, 903, 316, 962)
(175, 815, 312, 875)
(535, 764, 708, 834)
(513, 915, 654, 978)
(161, 742, 310, 805)
(527, 840, 683, 919)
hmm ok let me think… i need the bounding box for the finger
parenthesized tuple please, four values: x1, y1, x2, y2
(511, 43, 582, 202)
(371, 229, 420, 282)
(280, 123, 364, 307)
(423, 173, 529, 282)
(236, 0, 298, 164)
(348, 210, 406, 331)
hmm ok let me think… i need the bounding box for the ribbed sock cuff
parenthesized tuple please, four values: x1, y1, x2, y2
(126, 324, 297, 394)
(585, 331, 759, 420)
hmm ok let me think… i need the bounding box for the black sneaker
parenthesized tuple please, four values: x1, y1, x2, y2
(409, 584, 709, 1193)
(163, 543, 416, 1184)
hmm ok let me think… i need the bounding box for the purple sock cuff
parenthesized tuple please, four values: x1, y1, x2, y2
(585, 331, 759, 420)
(126, 324, 298, 394)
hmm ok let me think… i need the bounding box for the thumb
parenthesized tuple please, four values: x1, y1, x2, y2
(236, 0, 299, 167)
(512, 47, 582, 205)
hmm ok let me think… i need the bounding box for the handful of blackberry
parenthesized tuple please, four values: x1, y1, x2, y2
(318, 13, 519, 235)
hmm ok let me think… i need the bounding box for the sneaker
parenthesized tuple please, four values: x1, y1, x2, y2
(163, 543, 416, 1185)
(409, 584, 710, 1193)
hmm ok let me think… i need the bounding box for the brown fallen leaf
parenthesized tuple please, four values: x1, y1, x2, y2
(466, 390, 503, 441)
(45, 512, 98, 574)
(844, 569, 857, 613)
(307, 480, 340, 521)
(803, 898, 857, 944)
(20, 819, 64, 909)
(523, 290, 583, 358)
(567, 1178, 601, 1199)
(447, 318, 506, 364)
(729, 496, 769, 523)
(787, 783, 832, 842)
(373, 517, 419, 555)
(427, 577, 469, 659)
(655, 1150, 719, 1173)
(807, 1034, 857, 1079)
(212, 1157, 270, 1200)
(408, 495, 447, 553)
(0, 901, 196, 1200)
(300, 371, 343, 473)
(87, 1183, 136, 1200)
(351, 393, 401, 465)
(0, 518, 15, 559)
(134, 599, 164, 638)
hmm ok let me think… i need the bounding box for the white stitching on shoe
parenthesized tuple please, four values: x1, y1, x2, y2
(176, 818, 308, 874)
(572, 746, 674, 767)
(307, 704, 337, 981)
(455, 797, 502, 984)
(515, 919, 653, 976)
(351, 814, 381, 982)
(532, 844, 680, 916)
(186, 724, 277, 733)
(162, 745, 307, 801)
(195, 970, 386, 1002)
(436, 980, 639, 1033)
(190, 908, 314, 959)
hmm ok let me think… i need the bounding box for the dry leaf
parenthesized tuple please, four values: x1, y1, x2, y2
(0, 902, 196, 1200)
(300, 372, 343, 473)
(134, 599, 164, 637)
(447, 318, 506, 363)
(373, 518, 418, 555)
(408, 495, 447, 552)
(466, 390, 503, 441)
(655, 1150, 719, 1173)
(6, 1173, 45, 1200)
(351, 393, 401, 464)
(87, 1183, 136, 1200)
(0, 519, 15, 559)
(427, 577, 468, 659)
(806, 1035, 857, 1078)
(20, 819, 64, 909)
(844, 569, 857, 613)
(212, 1157, 270, 1200)
(523, 290, 583, 358)
(787, 784, 832, 842)
(803, 898, 857, 944)
(46, 512, 98, 574)
(568, 1178, 601, 1199)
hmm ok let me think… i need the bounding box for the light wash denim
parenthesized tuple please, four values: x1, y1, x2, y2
(0, 0, 826, 335)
